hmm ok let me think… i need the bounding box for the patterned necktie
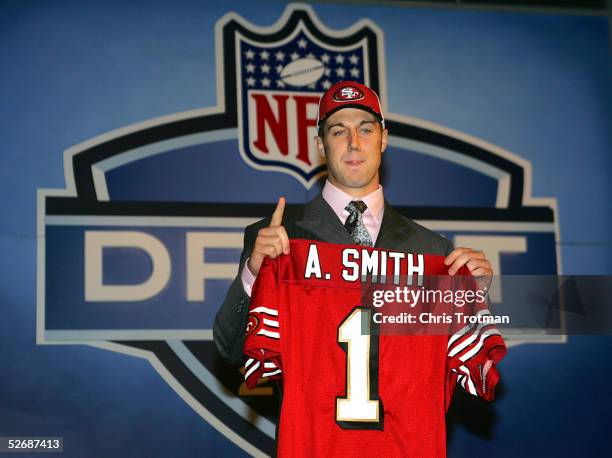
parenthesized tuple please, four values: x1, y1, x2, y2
(344, 200, 373, 247)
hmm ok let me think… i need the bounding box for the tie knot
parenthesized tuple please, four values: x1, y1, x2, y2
(346, 200, 367, 215)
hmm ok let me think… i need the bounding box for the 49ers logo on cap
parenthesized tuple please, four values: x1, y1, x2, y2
(333, 86, 364, 102)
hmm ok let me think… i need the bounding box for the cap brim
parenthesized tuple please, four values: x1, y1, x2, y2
(317, 104, 384, 127)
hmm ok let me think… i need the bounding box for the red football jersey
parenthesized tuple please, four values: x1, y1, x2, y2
(244, 239, 506, 457)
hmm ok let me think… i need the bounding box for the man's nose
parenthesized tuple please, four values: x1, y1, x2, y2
(348, 130, 361, 151)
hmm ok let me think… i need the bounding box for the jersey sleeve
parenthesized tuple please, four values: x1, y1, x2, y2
(445, 271, 507, 404)
(243, 256, 283, 389)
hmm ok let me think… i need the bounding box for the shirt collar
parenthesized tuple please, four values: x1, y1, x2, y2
(322, 180, 384, 224)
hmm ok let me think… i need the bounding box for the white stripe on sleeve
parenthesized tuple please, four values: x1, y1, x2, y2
(263, 318, 279, 328)
(245, 361, 261, 380)
(250, 306, 278, 316)
(459, 329, 501, 362)
(457, 365, 477, 395)
(448, 311, 494, 357)
(257, 329, 280, 339)
(263, 369, 282, 377)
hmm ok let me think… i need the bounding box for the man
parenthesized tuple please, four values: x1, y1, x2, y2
(213, 80, 492, 364)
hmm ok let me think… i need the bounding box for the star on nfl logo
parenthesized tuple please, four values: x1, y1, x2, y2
(236, 21, 373, 188)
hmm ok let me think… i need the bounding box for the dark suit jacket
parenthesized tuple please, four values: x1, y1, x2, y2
(213, 192, 453, 364)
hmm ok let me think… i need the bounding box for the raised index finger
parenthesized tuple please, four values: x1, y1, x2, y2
(269, 196, 286, 227)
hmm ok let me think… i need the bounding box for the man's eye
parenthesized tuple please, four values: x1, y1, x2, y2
(333, 130, 346, 136)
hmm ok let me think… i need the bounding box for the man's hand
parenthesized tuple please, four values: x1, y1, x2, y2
(246, 197, 290, 277)
(445, 247, 492, 276)
(445, 247, 493, 290)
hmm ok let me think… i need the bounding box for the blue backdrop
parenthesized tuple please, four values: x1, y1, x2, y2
(1, 1, 611, 456)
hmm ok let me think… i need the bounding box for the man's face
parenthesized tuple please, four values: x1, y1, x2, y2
(315, 108, 388, 197)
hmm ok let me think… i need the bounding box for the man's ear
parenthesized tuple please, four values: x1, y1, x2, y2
(314, 135, 326, 158)
(381, 128, 389, 154)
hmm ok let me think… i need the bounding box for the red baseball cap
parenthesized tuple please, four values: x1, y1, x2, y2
(317, 80, 385, 128)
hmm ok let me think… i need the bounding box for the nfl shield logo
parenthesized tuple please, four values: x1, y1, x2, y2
(235, 9, 381, 188)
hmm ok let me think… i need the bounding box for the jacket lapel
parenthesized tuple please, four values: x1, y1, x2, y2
(295, 193, 354, 244)
(374, 201, 415, 251)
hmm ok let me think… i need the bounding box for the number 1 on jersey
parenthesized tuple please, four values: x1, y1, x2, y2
(336, 307, 384, 430)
